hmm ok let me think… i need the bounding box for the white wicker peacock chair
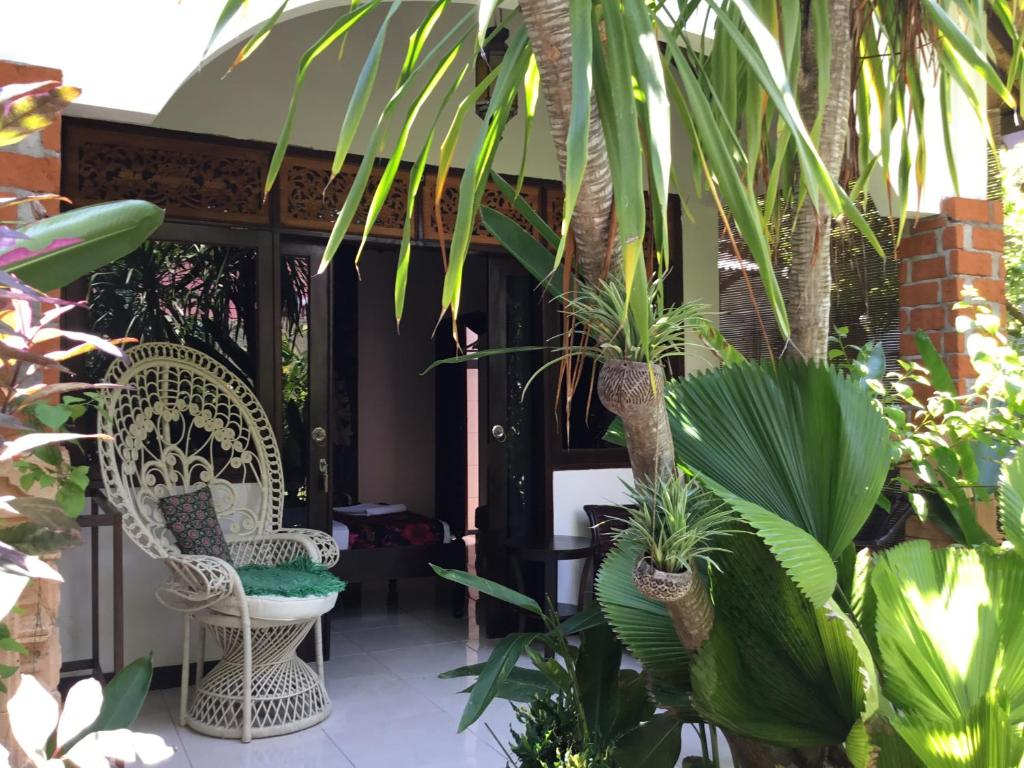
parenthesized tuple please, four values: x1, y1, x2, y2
(98, 342, 340, 742)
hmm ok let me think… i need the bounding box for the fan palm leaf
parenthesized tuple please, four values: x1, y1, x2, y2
(871, 541, 1024, 767)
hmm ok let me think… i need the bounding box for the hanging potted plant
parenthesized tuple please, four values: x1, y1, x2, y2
(614, 474, 736, 653)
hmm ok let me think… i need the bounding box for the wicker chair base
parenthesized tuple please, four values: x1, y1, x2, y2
(184, 614, 330, 741)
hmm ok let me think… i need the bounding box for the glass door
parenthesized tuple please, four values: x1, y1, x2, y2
(278, 239, 332, 535)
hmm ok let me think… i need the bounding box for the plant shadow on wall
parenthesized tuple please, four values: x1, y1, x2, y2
(0, 83, 171, 765)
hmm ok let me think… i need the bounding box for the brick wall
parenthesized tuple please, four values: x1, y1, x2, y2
(898, 196, 1005, 393)
(0, 61, 63, 222)
(0, 60, 64, 768)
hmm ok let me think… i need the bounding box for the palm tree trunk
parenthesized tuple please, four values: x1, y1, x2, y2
(785, 0, 855, 361)
(517, 0, 617, 285)
(518, 0, 671, 484)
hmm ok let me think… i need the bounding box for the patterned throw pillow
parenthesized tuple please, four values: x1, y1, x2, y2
(158, 486, 233, 563)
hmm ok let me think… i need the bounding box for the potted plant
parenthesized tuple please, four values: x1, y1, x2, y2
(613, 475, 734, 653)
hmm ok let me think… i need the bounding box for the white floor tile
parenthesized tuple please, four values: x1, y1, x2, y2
(176, 725, 352, 768)
(370, 640, 484, 678)
(133, 591, 732, 768)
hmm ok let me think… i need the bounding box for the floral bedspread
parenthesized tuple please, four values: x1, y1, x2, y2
(334, 512, 446, 550)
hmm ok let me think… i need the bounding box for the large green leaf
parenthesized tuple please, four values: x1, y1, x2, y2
(431, 564, 543, 616)
(690, 534, 875, 748)
(871, 542, 1024, 766)
(998, 452, 1024, 552)
(8, 201, 164, 291)
(455, 632, 535, 731)
(704, 481, 837, 607)
(58, 655, 153, 755)
(666, 362, 890, 560)
(594, 541, 690, 709)
(576, 622, 622, 739)
(479, 207, 557, 297)
(612, 712, 682, 768)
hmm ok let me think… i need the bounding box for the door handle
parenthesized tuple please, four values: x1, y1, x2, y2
(312, 426, 328, 446)
(491, 424, 506, 442)
(318, 457, 329, 492)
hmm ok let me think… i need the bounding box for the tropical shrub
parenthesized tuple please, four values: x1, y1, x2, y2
(4, 656, 169, 767)
(0, 81, 165, 764)
(598, 357, 1024, 766)
(432, 565, 693, 767)
(836, 291, 1024, 545)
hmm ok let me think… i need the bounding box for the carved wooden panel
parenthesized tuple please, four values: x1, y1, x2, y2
(279, 155, 410, 238)
(62, 124, 270, 225)
(421, 173, 544, 247)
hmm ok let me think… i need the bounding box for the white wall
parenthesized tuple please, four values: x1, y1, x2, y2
(551, 467, 633, 605)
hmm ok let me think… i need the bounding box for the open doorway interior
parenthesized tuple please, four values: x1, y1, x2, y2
(331, 245, 488, 617)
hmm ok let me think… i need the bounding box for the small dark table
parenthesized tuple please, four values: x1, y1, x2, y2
(508, 535, 595, 631)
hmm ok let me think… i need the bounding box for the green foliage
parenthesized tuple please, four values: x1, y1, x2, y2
(857, 295, 1024, 545)
(1002, 144, 1024, 340)
(614, 474, 736, 574)
(594, 541, 691, 709)
(689, 533, 877, 749)
(662, 361, 890, 607)
(871, 542, 1024, 767)
(433, 567, 680, 766)
(563, 278, 706, 365)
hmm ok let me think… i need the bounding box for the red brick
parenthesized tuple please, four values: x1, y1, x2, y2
(949, 249, 995, 277)
(898, 232, 938, 258)
(943, 332, 967, 353)
(897, 333, 942, 360)
(901, 281, 940, 306)
(912, 214, 947, 233)
(912, 256, 947, 281)
(942, 197, 989, 223)
(910, 307, 947, 330)
(943, 277, 968, 303)
(41, 120, 61, 153)
(900, 334, 919, 357)
(0, 152, 60, 192)
(899, 260, 909, 283)
(947, 354, 977, 380)
(989, 200, 1004, 225)
(972, 227, 1004, 252)
(942, 225, 968, 249)
(972, 278, 1005, 303)
(0, 61, 62, 86)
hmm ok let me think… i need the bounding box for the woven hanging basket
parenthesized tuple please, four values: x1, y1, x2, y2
(633, 557, 713, 654)
(597, 360, 665, 418)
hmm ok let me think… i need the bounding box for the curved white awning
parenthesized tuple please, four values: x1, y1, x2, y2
(1, 0, 414, 123)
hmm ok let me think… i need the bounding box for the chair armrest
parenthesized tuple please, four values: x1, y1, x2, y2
(286, 528, 340, 569)
(156, 554, 243, 613)
(229, 529, 340, 569)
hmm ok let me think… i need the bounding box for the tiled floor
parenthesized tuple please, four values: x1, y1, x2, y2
(134, 579, 731, 767)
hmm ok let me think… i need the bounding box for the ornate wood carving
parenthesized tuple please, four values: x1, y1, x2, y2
(421, 173, 544, 246)
(279, 156, 410, 238)
(62, 125, 270, 225)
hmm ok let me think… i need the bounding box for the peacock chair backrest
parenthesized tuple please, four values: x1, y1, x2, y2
(98, 343, 284, 559)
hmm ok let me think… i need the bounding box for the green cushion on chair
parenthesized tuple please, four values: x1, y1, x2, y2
(236, 556, 346, 598)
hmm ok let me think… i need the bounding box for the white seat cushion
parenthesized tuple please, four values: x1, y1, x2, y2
(215, 592, 337, 622)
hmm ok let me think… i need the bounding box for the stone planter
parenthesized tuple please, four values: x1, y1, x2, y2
(632, 557, 713, 653)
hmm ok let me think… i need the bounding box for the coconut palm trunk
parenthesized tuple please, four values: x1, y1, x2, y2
(518, 0, 675, 484)
(518, 6, 844, 765)
(785, 0, 855, 362)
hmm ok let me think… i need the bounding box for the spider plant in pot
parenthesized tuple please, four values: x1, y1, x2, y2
(563, 276, 704, 481)
(615, 474, 735, 653)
